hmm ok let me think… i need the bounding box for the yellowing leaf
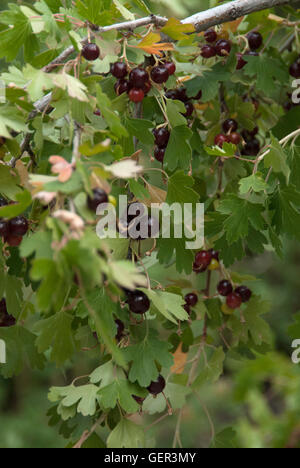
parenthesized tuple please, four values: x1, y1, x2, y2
(171, 344, 187, 374)
(138, 32, 161, 47)
(223, 17, 244, 33)
(143, 184, 167, 207)
(133, 32, 174, 56)
(161, 18, 195, 41)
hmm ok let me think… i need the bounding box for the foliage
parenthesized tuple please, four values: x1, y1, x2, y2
(0, 0, 300, 449)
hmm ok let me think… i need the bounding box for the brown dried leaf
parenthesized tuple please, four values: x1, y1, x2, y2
(171, 344, 188, 375)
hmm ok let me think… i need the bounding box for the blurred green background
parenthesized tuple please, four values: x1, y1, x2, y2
(1, 0, 300, 449)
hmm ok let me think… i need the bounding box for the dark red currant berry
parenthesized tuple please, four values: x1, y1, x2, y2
(5, 234, 23, 247)
(247, 31, 263, 50)
(94, 109, 101, 116)
(165, 90, 178, 100)
(235, 286, 252, 303)
(226, 292, 242, 309)
(142, 81, 152, 95)
(183, 303, 191, 315)
(208, 249, 219, 261)
(193, 262, 207, 274)
(147, 374, 166, 395)
(0, 315, 16, 327)
(129, 68, 149, 88)
(0, 298, 7, 315)
(87, 188, 108, 212)
(201, 45, 217, 58)
(128, 88, 145, 103)
(215, 39, 232, 56)
(154, 147, 165, 163)
(241, 129, 252, 142)
(151, 65, 169, 84)
(214, 134, 229, 148)
(185, 293, 198, 307)
(228, 132, 241, 145)
(9, 216, 28, 236)
(82, 43, 100, 61)
(0, 299, 16, 328)
(164, 61, 176, 76)
(114, 79, 130, 95)
(242, 139, 260, 156)
(183, 101, 194, 118)
(110, 62, 128, 79)
(153, 127, 170, 148)
(0, 220, 9, 238)
(192, 90, 202, 101)
(132, 395, 145, 405)
(128, 290, 150, 314)
(195, 250, 212, 268)
(204, 29, 217, 43)
(289, 62, 300, 78)
(176, 87, 188, 102)
(242, 127, 259, 140)
(223, 119, 238, 133)
(217, 280, 233, 297)
(236, 53, 247, 70)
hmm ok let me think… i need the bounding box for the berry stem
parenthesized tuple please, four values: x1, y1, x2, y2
(156, 92, 170, 127)
(253, 127, 300, 174)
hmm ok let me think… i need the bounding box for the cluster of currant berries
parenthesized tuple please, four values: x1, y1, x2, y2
(110, 57, 176, 103)
(217, 279, 252, 310)
(165, 86, 197, 118)
(214, 119, 260, 156)
(0, 298, 16, 328)
(183, 292, 198, 316)
(0, 198, 29, 247)
(119, 202, 159, 241)
(193, 249, 220, 274)
(241, 126, 260, 156)
(289, 55, 300, 79)
(153, 127, 170, 163)
(214, 118, 242, 148)
(87, 190, 159, 241)
(236, 32, 263, 70)
(200, 29, 232, 59)
(200, 28, 263, 70)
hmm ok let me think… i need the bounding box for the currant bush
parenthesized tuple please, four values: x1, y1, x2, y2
(0, 0, 299, 450)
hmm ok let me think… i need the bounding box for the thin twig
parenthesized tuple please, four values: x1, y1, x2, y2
(253, 127, 300, 173)
(192, 391, 215, 444)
